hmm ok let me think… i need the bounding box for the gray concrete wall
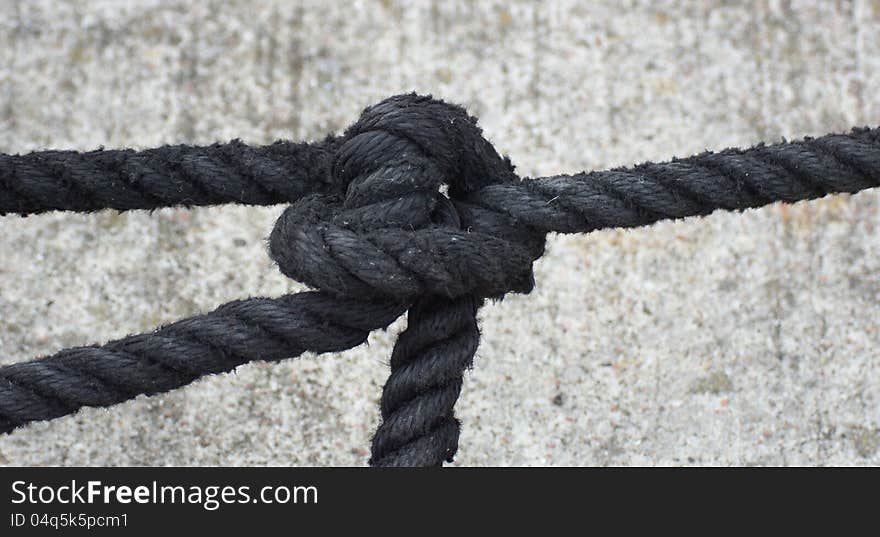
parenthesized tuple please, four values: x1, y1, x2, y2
(0, 0, 878, 466)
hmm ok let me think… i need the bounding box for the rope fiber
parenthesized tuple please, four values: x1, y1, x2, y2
(1, 93, 878, 466)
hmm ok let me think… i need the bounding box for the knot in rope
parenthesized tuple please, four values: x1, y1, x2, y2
(3, 91, 877, 467)
(269, 93, 545, 302)
(269, 94, 546, 465)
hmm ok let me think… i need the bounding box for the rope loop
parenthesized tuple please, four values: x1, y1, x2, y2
(269, 93, 545, 302)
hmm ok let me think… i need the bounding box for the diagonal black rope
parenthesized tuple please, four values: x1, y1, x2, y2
(0, 294, 406, 435)
(1, 93, 878, 466)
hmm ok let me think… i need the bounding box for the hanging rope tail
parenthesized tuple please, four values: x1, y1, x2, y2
(1, 94, 878, 466)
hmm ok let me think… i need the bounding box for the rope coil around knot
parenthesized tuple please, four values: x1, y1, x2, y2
(269, 94, 546, 465)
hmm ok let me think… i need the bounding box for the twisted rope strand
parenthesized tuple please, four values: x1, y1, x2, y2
(370, 295, 481, 467)
(3, 129, 876, 223)
(0, 138, 342, 215)
(461, 127, 880, 235)
(0, 293, 406, 434)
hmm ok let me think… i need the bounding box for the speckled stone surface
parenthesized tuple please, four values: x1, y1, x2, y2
(0, 0, 878, 466)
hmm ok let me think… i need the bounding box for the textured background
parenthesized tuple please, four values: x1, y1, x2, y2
(0, 0, 878, 466)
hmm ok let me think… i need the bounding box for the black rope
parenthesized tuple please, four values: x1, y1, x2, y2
(370, 294, 480, 467)
(1, 93, 878, 466)
(0, 138, 342, 215)
(0, 293, 406, 434)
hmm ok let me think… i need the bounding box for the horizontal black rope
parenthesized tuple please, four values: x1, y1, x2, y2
(1, 93, 878, 466)
(3, 128, 877, 224)
(461, 126, 880, 235)
(0, 138, 343, 215)
(0, 293, 406, 434)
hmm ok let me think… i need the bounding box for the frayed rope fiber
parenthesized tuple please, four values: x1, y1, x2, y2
(1, 94, 878, 466)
